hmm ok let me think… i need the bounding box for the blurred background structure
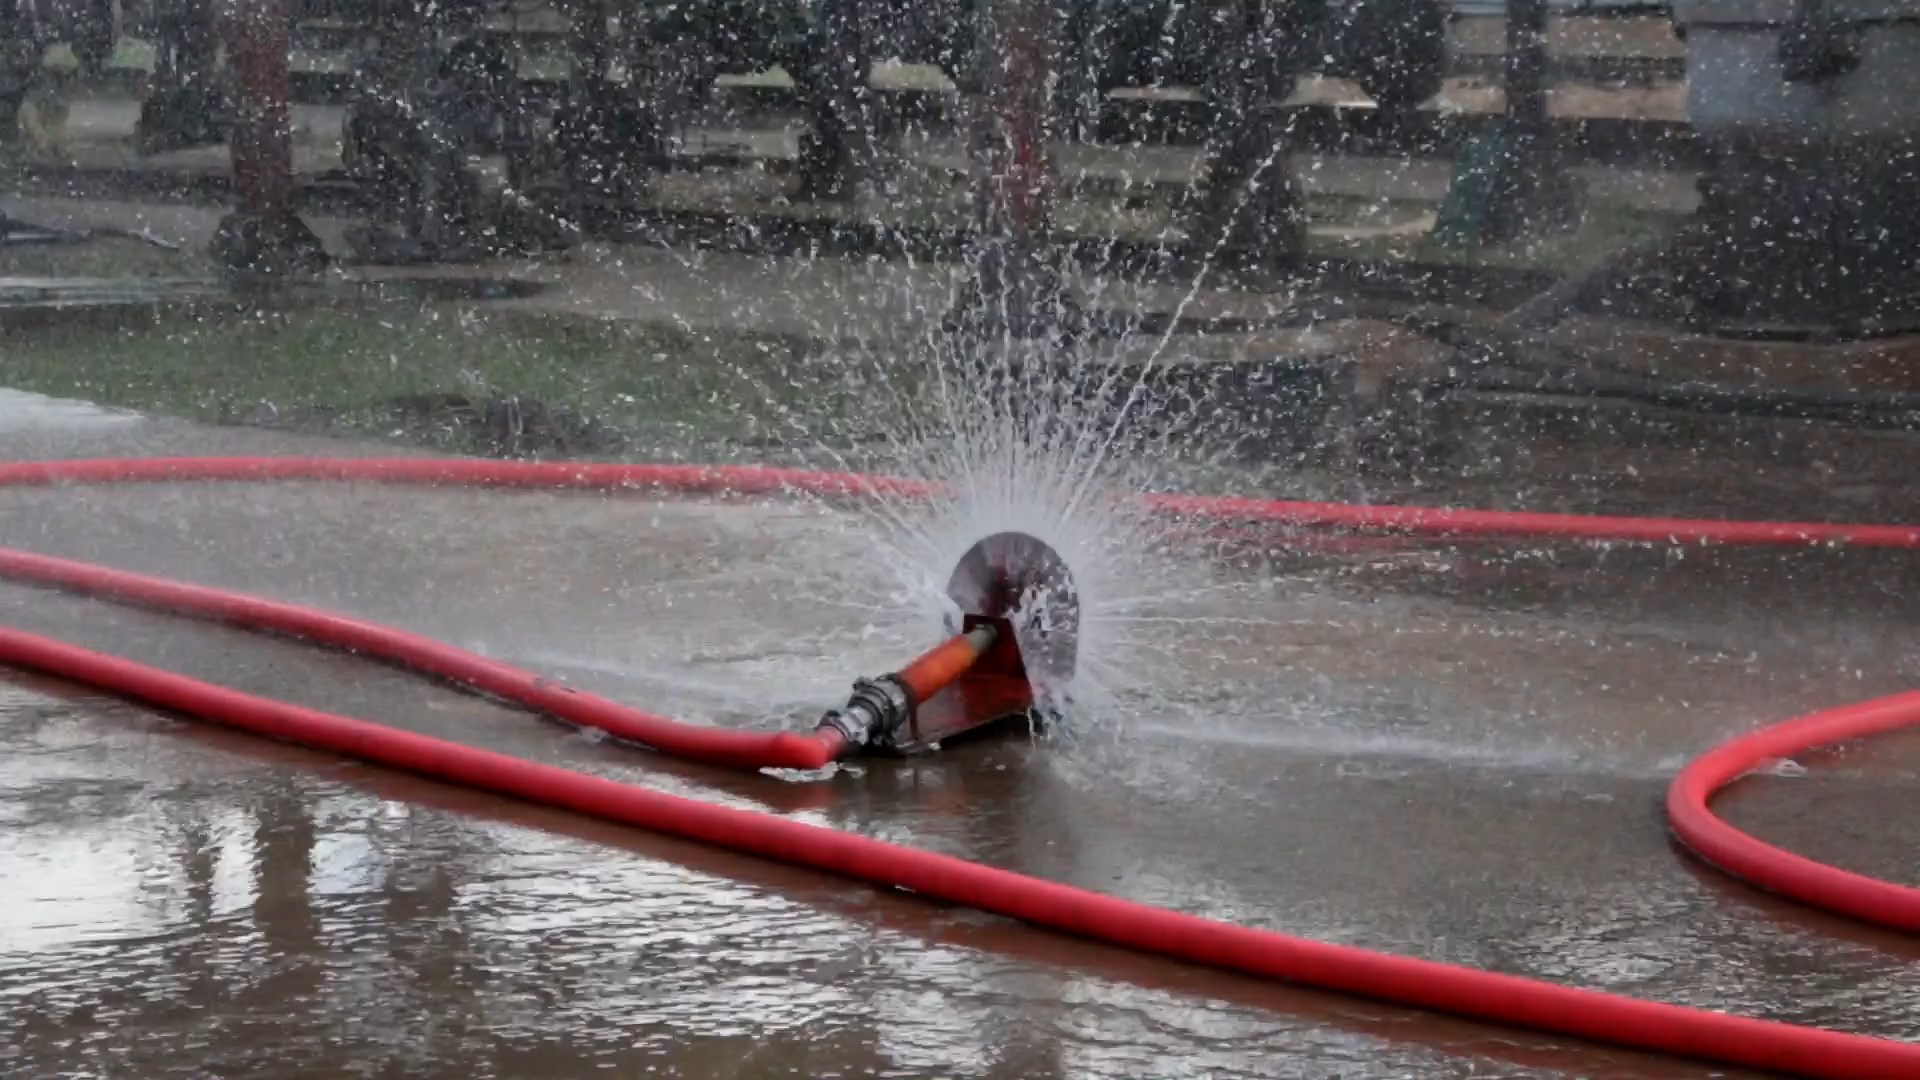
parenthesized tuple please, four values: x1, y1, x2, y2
(3, 0, 1918, 460)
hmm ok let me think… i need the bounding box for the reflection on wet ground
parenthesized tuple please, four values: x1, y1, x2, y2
(2, 414, 1917, 1079)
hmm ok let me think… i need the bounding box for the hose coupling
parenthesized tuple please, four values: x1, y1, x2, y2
(815, 675, 913, 749)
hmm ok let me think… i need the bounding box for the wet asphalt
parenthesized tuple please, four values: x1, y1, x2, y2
(2, 397, 1917, 1079)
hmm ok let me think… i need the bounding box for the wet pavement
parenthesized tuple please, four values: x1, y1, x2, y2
(2, 403, 1918, 1079)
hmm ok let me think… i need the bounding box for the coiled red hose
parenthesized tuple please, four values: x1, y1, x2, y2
(1, 455, 1916, 1078)
(1667, 691, 1920, 934)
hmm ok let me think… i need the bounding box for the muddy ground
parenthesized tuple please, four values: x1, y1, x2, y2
(0, 382, 1916, 1080)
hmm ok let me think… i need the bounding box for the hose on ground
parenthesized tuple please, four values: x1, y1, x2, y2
(1, 455, 1917, 1078)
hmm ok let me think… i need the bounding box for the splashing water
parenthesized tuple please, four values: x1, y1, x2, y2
(271, 27, 1308, 757)
(335, 25, 1308, 746)
(777, 316, 1252, 735)
(855, 432, 1160, 721)
(702, 136, 1301, 736)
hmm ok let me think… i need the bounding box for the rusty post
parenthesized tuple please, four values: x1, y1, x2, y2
(948, 0, 1076, 341)
(978, 0, 1051, 256)
(211, 0, 325, 277)
(227, 0, 293, 220)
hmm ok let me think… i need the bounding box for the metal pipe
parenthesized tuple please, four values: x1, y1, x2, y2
(815, 623, 1003, 751)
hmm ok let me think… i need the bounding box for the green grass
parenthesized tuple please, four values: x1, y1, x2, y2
(41, 40, 156, 75)
(1, 302, 883, 456)
(1322, 203, 1683, 275)
(0, 239, 218, 281)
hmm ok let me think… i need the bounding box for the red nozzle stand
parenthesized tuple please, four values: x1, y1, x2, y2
(814, 622, 1037, 756)
(813, 531, 1077, 758)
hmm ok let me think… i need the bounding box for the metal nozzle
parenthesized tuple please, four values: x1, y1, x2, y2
(815, 623, 1002, 752)
(815, 675, 912, 749)
(960, 621, 999, 653)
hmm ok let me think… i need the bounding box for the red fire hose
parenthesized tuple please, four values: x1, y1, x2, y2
(1, 455, 1917, 1078)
